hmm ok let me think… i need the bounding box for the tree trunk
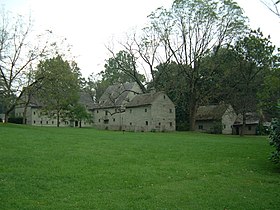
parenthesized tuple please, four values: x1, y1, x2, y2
(23, 105, 27, 124)
(4, 105, 15, 123)
(4, 112, 9, 123)
(189, 93, 198, 131)
(57, 111, 60, 127)
(240, 111, 246, 136)
(23, 92, 32, 125)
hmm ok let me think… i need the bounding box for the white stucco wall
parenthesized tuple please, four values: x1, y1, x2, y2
(15, 106, 93, 127)
(221, 105, 237, 134)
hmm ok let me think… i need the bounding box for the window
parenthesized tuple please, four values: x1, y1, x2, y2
(169, 109, 173, 113)
(97, 110, 99, 113)
(145, 108, 147, 112)
(104, 119, 109, 124)
(170, 122, 173, 126)
(33, 112, 36, 115)
(52, 121, 54, 125)
(98, 119, 101, 123)
(46, 121, 48, 124)
(248, 126, 252, 131)
(159, 122, 161, 126)
(164, 95, 166, 99)
(199, 125, 203, 130)
(113, 118, 115, 122)
(33, 120, 36, 124)
(40, 121, 42, 124)
(130, 109, 132, 113)
(105, 111, 108, 116)
(146, 121, 149, 126)
(130, 122, 132, 126)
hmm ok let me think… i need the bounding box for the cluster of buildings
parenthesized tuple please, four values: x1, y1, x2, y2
(12, 82, 270, 134)
(14, 82, 176, 132)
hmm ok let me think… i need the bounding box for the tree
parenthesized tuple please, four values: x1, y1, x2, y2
(100, 50, 146, 92)
(220, 29, 276, 135)
(0, 8, 55, 122)
(35, 55, 80, 127)
(258, 66, 280, 118)
(154, 62, 190, 130)
(148, 0, 247, 130)
(68, 103, 91, 128)
(261, 0, 280, 18)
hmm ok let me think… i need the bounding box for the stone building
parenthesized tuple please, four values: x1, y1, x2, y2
(92, 82, 176, 132)
(195, 104, 237, 134)
(15, 92, 94, 127)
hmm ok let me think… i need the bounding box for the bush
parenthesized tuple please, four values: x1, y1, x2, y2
(8, 117, 23, 124)
(269, 118, 280, 164)
(209, 121, 223, 134)
(269, 103, 280, 164)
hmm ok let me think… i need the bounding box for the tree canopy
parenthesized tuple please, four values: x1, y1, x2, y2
(35, 55, 81, 127)
(147, 0, 248, 130)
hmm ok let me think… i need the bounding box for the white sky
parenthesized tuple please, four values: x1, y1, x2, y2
(1, 0, 279, 77)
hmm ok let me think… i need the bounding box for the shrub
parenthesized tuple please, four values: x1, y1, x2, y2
(269, 118, 280, 164)
(8, 117, 23, 124)
(269, 103, 280, 164)
(209, 121, 223, 134)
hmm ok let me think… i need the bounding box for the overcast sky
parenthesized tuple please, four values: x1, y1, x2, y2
(1, 0, 279, 77)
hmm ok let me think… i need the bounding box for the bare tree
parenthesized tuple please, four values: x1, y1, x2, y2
(261, 0, 280, 18)
(0, 8, 64, 122)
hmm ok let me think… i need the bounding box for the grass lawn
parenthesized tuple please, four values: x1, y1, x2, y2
(0, 124, 279, 209)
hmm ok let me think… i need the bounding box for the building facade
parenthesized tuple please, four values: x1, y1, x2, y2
(15, 92, 93, 127)
(195, 104, 237, 134)
(92, 83, 176, 132)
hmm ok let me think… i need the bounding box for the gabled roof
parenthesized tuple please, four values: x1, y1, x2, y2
(195, 104, 231, 121)
(79, 92, 95, 109)
(97, 82, 140, 108)
(17, 90, 94, 109)
(234, 112, 260, 125)
(126, 91, 164, 108)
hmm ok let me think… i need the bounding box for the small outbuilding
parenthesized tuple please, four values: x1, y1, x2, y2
(195, 104, 237, 134)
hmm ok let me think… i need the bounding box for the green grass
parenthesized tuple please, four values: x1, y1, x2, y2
(0, 124, 279, 209)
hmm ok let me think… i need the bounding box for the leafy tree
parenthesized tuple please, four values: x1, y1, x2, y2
(35, 55, 80, 127)
(154, 62, 190, 130)
(101, 50, 146, 92)
(258, 66, 280, 118)
(148, 0, 247, 130)
(68, 103, 91, 128)
(220, 29, 276, 135)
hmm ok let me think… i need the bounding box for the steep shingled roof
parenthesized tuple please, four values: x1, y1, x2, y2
(126, 91, 164, 108)
(195, 104, 230, 121)
(79, 92, 95, 109)
(96, 82, 141, 108)
(234, 112, 260, 125)
(17, 91, 94, 109)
